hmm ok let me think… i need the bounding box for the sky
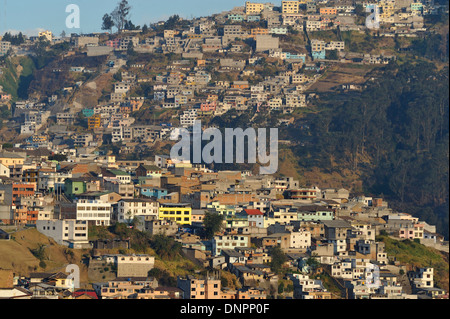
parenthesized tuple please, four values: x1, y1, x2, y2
(0, 0, 276, 37)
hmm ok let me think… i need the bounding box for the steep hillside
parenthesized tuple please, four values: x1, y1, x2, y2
(288, 61, 449, 238)
(377, 235, 449, 292)
(0, 56, 35, 101)
(0, 228, 90, 285)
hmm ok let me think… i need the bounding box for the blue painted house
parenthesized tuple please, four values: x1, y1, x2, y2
(141, 187, 168, 199)
(228, 14, 244, 22)
(246, 15, 261, 22)
(82, 108, 94, 118)
(312, 50, 326, 60)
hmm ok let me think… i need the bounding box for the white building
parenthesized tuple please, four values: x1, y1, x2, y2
(117, 199, 159, 223)
(290, 230, 311, 250)
(212, 235, 250, 256)
(409, 268, 434, 290)
(75, 199, 112, 226)
(36, 219, 88, 247)
(0, 163, 10, 177)
(114, 82, 131, 94)
(180, 109, 198, 127)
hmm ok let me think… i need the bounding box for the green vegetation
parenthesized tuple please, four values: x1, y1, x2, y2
(0, 56, 36, 101)
(377, 235, 449, 290)
(290, 61, 449, 238)
(202, 212, 225, 239)
(149, 234, 183, 260)
(315, 272, 342, 297)
(29, 244, 47, 261)
(268, 246, 287, 274)
(2, 32, 25, 46)
(410, 33, 449, 62)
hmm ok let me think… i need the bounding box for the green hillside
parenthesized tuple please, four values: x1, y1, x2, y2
(0, 56, 36, 102)
(377, 234, 449, 292)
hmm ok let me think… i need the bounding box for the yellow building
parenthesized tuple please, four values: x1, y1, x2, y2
(158, 203, 192, 225)
(282, 1, 300, 14)
(88, 114, 101, 130)
(38, 30, 53, 42)
(245, 2, 265, 15)
(379, 1, 395, 20)
(0, 152, 25, 168)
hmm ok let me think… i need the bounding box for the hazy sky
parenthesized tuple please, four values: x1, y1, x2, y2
(0, 0, 279, 36)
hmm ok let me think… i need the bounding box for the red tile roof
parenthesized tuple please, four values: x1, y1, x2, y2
(244, 209, 263, 216)
(72, 290, 98, 299)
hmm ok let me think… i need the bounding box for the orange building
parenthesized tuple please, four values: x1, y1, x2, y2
(177, 275, 222, 299)
(319, 7, 337, 15)
(250, 27, 269, 37)
(12, 183, 36, 205)
(212, 193, 257, 206)
(88, 114, 102, 130)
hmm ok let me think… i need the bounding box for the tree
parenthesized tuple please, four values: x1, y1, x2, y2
(102, 14, 114, 33)
(111, 0, 131, 33)
(326, 49, 338, 60)
(150, 234, 182, 260)
(305, 254, 320, 274)
(127, 41, 136, 56)
(142, 24, 149, 34)
(203, 212, 224, 239)
(124, 20, 139, 31)
(268, 246, 287, 274)
(164, 15, 181, 29)
(48, 154, 68, 162)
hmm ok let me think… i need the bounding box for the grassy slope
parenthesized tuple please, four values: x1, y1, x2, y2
(0, 228, 90, 284)
(0, 56, 35, 102)
(377, 235, 449, 292)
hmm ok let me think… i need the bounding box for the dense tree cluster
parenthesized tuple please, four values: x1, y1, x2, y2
(293, 61, 449, 237)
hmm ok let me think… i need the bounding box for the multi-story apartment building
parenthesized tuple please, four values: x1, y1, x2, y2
(36, 219, 88, 247)
(158, 203, 192, 225)
(409, 268, 434, 291)
(289, 230, 311, 250)
(212, 234, 250, 256)
(38, 30, 53, 41)
(310, 39, 326, 52)
(245, 2, 265, 15)
(88, 115, 102, 130)
(0, 41, 11, 56)
(180, 109, 198, 127)
(75, 199, 112, 226)
(114, 82, 131, 94)
(117, 198, 159, 223)
(177, 274, 221, 299)
(282, 1, 300, 14)
(319, 7, 337, 15)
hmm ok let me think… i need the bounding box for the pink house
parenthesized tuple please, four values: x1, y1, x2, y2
(200, 101, 217, 112)
(106, 39, 120, 49)
(399, 223, 424, 240)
